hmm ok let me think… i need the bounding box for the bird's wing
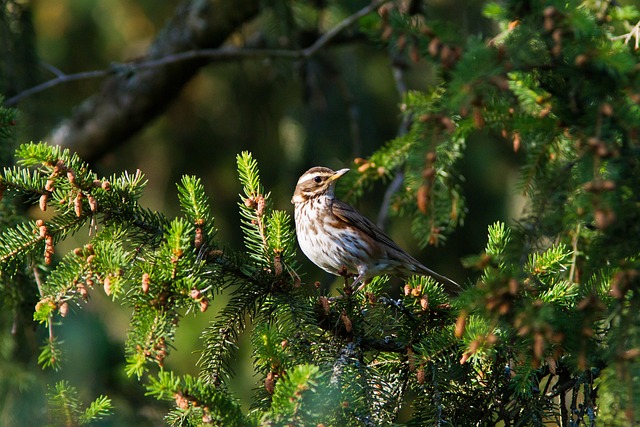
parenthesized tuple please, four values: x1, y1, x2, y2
(330, 198, 462, 294)
(330, 199, 407, 255)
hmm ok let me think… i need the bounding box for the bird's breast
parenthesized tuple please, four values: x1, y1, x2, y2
(294, 197, 381, 276)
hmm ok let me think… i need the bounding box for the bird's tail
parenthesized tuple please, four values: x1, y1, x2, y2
(415, 264, 462, 295)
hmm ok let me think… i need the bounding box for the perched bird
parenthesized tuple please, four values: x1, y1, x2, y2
(291, 166, 461, 294)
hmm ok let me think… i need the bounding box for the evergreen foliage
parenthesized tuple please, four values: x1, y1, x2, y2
(46, 380, 113, 427)
(1, 0, 640, 425)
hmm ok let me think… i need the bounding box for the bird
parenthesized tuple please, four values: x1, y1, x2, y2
(291, 166, 461, 295)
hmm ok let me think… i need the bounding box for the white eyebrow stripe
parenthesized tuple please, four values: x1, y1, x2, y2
(296, 175, 313, 185)
(297, 172, 330, 185)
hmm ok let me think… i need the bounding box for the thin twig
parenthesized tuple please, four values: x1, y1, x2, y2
(376, 170, 404, 228)
(41, 62, 67, 78)
(611, 20, 640, 49)
(568, 223, 581, 283)
(302, 0, 388, 58)
(5, 70, 110, 106)
(33, 264, 55, 343)
(4, 0, 389, 107)
(376, 57, 411, 229)
(391, 59, 409, 99)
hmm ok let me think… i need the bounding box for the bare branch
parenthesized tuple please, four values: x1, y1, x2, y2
(376, 57, 411, 229)
(6, 0, 389, 108)
(612, 20, 640, 49)
(46, 0, 263, 162)
(5, 0, 389, 162)
(5, 69, 109, 106)
(301, 0, 388, 58)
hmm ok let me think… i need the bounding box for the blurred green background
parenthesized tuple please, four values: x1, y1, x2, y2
(2, 0, 531, 424)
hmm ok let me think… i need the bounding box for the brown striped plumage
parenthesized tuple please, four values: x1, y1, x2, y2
(291, 166, 461, 294)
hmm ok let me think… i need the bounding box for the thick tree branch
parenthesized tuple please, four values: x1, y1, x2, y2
(48, 0, 262, 163)
(23, 0, 388, 163)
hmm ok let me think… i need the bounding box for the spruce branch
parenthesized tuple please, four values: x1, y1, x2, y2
(267, 364, 327, 425)
(176, 175, 217, 252)
(146, 371, 246, 426)
(198, 279, 270, 386)
(79, 395, 114, 425)
(46, 380, 113, 425)
(236, 151, 301, 284)
(237, 151, 271, 266)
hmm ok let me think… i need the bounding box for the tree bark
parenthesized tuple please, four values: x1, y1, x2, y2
(50, 0, 260, 163)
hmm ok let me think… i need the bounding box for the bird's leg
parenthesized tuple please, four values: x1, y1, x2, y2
(354, 279, 371, 293)
(337, 266, 354, 296)
(351, 269, 369, 293)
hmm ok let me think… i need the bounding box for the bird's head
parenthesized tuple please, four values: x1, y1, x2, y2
(291, 166, 349, 204)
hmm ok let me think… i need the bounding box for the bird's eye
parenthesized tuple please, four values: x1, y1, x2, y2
(313, 176, 322, 183)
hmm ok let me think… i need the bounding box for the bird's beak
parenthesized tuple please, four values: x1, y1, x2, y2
(328, 168, 350, 182)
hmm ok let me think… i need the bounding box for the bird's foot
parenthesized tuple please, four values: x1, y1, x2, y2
(337, 266, 356, 296)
